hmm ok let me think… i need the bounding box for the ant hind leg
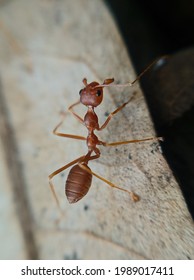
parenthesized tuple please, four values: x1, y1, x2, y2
(49, 155, 85, 208)
(78, 163, 139, 202)
(101, 136, 163, 147)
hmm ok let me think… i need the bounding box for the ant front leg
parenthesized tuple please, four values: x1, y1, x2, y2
(53, 106, 86, 141)
(53, 117, 86, 141)
(98, 92, 136, 131)
(68, 100, 85, 125)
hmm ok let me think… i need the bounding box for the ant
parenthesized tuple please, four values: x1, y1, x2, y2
(49, 57, 165, 206)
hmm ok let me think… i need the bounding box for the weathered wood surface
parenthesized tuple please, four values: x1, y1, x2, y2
(0, 0, 193, 259)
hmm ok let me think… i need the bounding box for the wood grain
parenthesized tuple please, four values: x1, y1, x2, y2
(0, 0, 193, 259)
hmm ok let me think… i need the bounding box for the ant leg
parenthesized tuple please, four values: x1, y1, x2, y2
(49, 155, 85, 207)
(84, 148, 100, 162)
(68, 100, 84, 124)
(98, 93, 136, 131)
(100, 136, 163, 147)
(79, 163, 139, 202)
(53, 116, 86, 141)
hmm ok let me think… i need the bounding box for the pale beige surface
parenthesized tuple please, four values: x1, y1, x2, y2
(0, 0, 193, 259)
(0, 141, 26, 259)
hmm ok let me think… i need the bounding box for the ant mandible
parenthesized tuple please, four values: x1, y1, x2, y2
(49, 57, 165, 206)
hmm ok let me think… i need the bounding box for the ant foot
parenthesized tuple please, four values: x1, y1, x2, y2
(131, 192, 140, 202)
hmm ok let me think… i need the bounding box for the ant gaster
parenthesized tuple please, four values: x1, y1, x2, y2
(49, 58, 165, 206)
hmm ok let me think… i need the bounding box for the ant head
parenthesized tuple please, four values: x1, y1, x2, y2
(79, 78, 114, 107)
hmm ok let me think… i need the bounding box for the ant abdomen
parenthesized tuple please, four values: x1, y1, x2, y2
(65, 164, 92, 204)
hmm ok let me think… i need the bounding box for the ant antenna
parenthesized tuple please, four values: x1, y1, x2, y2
(82, 78, 88, 86)
(95, 55, 169, 89)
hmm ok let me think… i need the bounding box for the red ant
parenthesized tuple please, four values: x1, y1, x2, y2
(49, 58, 164, 206)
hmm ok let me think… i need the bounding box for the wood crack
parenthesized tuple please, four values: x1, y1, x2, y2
(0, 79, 39, 259)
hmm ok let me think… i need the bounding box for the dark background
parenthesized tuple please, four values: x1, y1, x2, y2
(105, 0, 194, 218)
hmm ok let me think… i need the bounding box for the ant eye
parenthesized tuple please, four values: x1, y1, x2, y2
(96, 90, 101, 96)
(79, 89, 82, 95)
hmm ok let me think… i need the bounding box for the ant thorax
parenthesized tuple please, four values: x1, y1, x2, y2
(84, 107, 99, 131)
